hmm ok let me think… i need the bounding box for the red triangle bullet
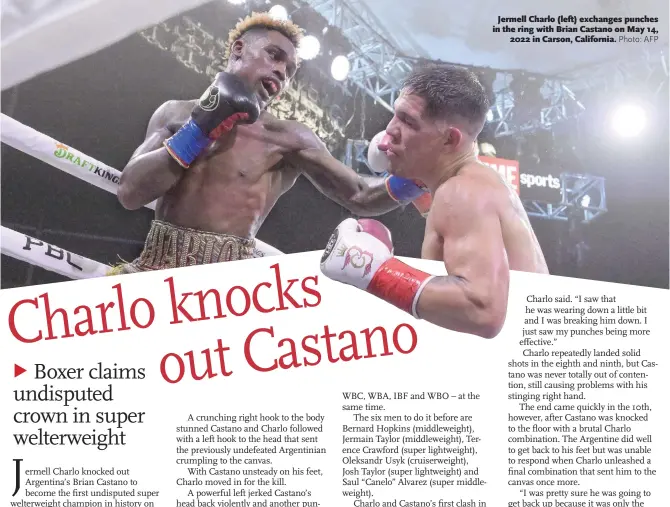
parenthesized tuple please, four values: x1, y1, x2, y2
(14, 364, 27, 377)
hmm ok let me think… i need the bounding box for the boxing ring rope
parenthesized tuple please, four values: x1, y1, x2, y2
(1, 226, 110, 280)
(1, 114, 283, 280)
(1, 114, 156, 208)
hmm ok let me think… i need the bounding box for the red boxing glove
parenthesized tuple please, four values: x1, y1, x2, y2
(320, 218, 434, 317)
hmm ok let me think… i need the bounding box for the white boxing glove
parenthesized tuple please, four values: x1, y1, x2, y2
(320, 218, 393, 289)
(320, 218, 434, 317)
(367, 131, 391, 174)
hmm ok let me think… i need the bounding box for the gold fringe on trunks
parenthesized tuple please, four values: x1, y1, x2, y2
(107, 220, 256, 275)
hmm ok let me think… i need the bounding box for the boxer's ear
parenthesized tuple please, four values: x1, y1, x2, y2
(444, 126, 462, 148)
(231, 40, 245, 58)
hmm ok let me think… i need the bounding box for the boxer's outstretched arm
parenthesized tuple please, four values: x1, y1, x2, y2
(416, 179, 509, 338)
(292, 149, 401, 216)
(117, 101, 187, 210)
(261, 119, 399, 216)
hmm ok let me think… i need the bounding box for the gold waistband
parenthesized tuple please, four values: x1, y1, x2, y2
(134, 220, 256, 270)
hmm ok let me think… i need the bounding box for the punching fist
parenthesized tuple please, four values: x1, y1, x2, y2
(320, 219, 434, 317)
(165, 72, 260, 168)
(368, 131, 430, 215)
(320, 218, 393, 290)
(367, 131, 391, 174)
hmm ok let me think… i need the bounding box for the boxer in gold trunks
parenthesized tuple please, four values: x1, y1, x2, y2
(111, 13, 428, 273)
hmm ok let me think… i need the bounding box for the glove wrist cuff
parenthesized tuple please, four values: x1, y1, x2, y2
(164, 119, 211, 168)
(412, 193, 433, 218)
(385, 175, 426, 203)
(367, 257, 433, 316)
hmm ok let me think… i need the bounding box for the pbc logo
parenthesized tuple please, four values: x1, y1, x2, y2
(23, 236, 83, 271)
(199, 86, 220, 111)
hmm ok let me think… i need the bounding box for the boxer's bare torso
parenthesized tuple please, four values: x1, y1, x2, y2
(119, 25, 403, 238)
(131, 100, 322, 238)
(421, 162, 548, 274)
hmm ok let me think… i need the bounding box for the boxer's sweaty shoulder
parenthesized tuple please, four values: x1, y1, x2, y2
(448, 162, 548, 274)
(157, 100, 195, 133)
(421, 173, 485, 261)
(422, 168, 505, 259)
(129, 100, 193, 161)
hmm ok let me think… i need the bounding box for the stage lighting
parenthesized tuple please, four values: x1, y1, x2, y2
(331, 55, 350, 81)
(268, 5, 288, 20)
(611, 103, 646, 138)
(486, 109, 494, 122)
(298, 35, 320, 60)
(478, 142, 497, 157)
(227, 0, 245, 4)
(580, 195, 591, 208)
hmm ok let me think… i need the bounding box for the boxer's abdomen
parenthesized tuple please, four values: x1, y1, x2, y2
(156, 123, 293, 238)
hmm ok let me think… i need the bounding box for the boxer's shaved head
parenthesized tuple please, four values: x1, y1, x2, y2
(402, 64, 489, 138)
(225, 12, 303, 64)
